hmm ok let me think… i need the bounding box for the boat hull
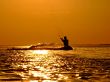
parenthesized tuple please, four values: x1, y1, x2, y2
(8, 46, 73, 50)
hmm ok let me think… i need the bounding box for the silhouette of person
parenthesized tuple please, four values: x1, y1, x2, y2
(60, 36, 73, 50)
(60, 36, 69, 47)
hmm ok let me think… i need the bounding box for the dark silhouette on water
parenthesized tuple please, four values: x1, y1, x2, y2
(60, 36, 73, 50)
(8, 36, 73, 50)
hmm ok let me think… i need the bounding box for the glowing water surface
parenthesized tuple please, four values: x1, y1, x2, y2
(0, 47, 110, 82)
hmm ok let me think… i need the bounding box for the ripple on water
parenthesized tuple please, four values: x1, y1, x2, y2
(0, 47, 110, 82)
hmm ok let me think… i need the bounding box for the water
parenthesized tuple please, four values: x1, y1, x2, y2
(0, 46, 110, 82)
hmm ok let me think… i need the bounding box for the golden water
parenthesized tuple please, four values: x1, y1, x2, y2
(0, 47, 110, 82)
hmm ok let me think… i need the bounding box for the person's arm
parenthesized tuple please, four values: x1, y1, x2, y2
(60, 38, 63, 41)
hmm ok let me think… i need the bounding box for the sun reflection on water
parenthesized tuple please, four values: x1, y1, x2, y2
(32, 50, 49, 54)
(0, 47, 110, 82)
(30, 80, 57, 82)
(24, 50, 70, 81)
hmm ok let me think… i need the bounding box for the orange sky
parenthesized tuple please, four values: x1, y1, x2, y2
(0, 0, 110, 45)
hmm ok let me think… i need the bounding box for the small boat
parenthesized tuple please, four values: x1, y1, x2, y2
(8, 45, 73, 50)
(8, 36, 73, 50)
(29, 45, 73, 50)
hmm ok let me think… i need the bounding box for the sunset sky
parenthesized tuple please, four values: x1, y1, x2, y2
(0, 0, 110, 45)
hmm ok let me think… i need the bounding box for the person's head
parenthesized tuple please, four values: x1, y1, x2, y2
(64, 36, 67, 39)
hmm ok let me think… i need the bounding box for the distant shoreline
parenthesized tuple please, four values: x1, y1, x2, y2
(72, 44, 110, 47)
